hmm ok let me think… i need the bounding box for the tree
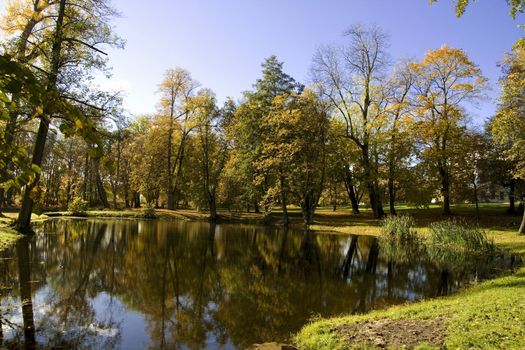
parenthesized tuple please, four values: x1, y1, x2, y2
(128, 116, 167, 206)
(385, 61, 415, 215)
(430, 0, 525, 18)
(0, 54, 46, 213)
(312, 24, 391, 218)
(158, 68, 199, 210)
(7, 0, 123, 232)
(189, 90, 227, 221)
(228, 56, 301, 219)
(492, 40, 525, 233)
(258, 89, 329, 224)
(410, 45, 487, 215)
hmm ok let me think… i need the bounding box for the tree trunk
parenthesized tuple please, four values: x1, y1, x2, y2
(473, 178, 479, 221)
(17, 0, 67, 232)
(83, 153, 90, 201)
(367, 182, 384, 219)
(133, 192, 141, 208)
(279, 174, 289, 225)
(0, 189, 6, 213)
(209, 194, 217, 222)
(343, 168, 360, 214)
(508, 179, 516, 214)
(363, 149, 383, 219)
(519, 209, 525, 235)
(438, 165, 452, 215)
(65, 179, 72, 207)
(301, 192, 316, 225)
(94, 159, 109, 208)
(388, 174, 397, 216)
(112, 191, 117, 209)
(16, 116, 50, 233)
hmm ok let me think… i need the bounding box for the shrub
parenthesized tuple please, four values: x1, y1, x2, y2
(428, 219, 494, 253)
(380, 215, 418, 242)
(142, 202, 156, 219)
(68, 197, 88, 216)
(379, 215, 422, 263)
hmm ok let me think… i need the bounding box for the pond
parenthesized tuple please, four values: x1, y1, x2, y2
(0, 218, 519, 349)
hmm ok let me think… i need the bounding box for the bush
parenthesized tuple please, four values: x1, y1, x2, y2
(142, 202, 156, 219)
(68, 197, 88, 216)
(380, 215, 418, 242)
(379, 215, 422, 263)
(428, 219, 494, 253)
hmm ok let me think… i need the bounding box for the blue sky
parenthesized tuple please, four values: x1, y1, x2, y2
(96, 0, 524, 125)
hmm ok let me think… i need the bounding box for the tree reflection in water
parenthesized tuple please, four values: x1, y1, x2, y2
(0, 219, 518, 349)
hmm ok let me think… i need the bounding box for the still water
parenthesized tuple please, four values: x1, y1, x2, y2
(0, 219, 518, 349)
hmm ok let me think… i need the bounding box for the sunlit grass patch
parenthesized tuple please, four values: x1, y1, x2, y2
(0, 225, 20, 250)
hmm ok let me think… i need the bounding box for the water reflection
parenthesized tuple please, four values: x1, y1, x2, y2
(0, 219, 519, 349)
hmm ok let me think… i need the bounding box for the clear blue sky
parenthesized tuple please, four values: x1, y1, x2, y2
(97, 0, 524, 125)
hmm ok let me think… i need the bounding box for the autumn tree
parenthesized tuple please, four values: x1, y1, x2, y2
(312, 24, 391, 218)
(0, 0, 55, 209)
(128, 116, 167, 206)
(0, 55, 46, 212)
(228, 56, 302, 218)
(326, 121, 363, 214)
(188, 90, 227, 221)
(385, 61, 415, 215)
(410, 45, 487, 215)
(2, 0, 123, 232)
(158, 68, 199, 210)
(492, 40, 525, 234)
(260, 89, 329, 225)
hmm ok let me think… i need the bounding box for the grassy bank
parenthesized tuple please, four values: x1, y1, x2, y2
(0, 224, 19, 250)
(0, 213, 51, 250)
(295, 207, 525, 350)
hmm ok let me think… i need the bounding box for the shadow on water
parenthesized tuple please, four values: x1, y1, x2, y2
(0, 219, 520, 349)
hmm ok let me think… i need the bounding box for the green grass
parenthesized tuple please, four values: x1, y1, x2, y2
(0, 225, 19, 250)
(0, 215, 20, 250)
(295, 224, 525, 350)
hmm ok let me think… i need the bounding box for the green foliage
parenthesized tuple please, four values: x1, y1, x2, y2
(142, 202, 156, 219)
(492, 44, 525, 180)
(0, 54, 46, 191)
(68, 197, 88, 216)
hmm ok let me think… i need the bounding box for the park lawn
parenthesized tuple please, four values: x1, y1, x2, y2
(295, 216, 525, 349)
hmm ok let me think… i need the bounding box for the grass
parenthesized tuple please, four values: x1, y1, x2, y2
(294, 205, 525, 350)
(0, 224, 19, 250)
(0, 212, 50, 250)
